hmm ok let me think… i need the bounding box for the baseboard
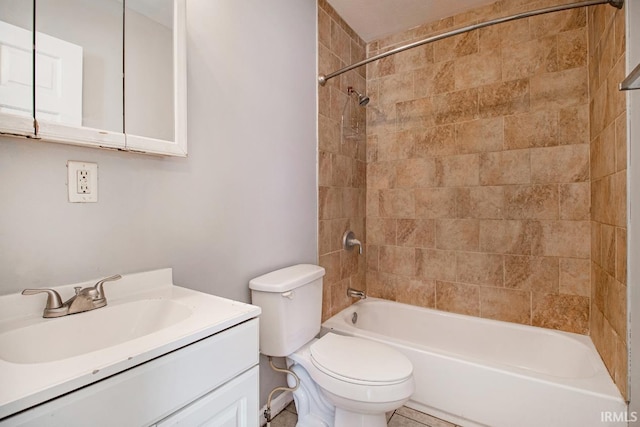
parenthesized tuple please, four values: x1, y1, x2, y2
(259, 391, 294, 426)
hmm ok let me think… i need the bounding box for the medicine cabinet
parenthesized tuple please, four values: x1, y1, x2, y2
(0, 0, 187, 156)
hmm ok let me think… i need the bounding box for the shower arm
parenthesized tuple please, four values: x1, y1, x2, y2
(318, 0, 624, 86)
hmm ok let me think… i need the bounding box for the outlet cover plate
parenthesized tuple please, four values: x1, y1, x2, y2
(67, 161, 98, 203)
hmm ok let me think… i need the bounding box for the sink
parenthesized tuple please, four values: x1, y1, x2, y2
(0, 299, 192, 364)
(0, 268, 261, 420)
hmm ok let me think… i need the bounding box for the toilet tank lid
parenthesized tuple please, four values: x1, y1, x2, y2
(249, 264, 325, 292)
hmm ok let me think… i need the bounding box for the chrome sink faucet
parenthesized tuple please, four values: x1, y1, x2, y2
(22, 274, 122, 318)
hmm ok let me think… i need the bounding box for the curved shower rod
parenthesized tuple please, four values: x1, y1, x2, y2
(318, 0, 624, 86)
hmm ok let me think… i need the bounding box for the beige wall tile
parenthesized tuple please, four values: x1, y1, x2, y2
(591, 123, 616, 180)
(480, 287, 531, 324)
(530, 144, 589, 183)
(319, 151, 332, 186)
(530, 67, 588, 110)
(396, 277, 436, 308)
(613, 170, 626, 227)
(375, 73, 415, 106)
(479, 19, 530, 52)
(367, 161, 396, 190)
(414, 61, 455, 97)
(455, 117, 504, 154)
(557, 28, 587, 70)
(457, 252, 504, 287)
(559, 258, 590, 297)
(505, 184, 559, 220)
(397, 97, 435, 131)
(379, 189, 415, 218)
(532, 293, 589, 334)
(504, 255, 559, 293)
(536, 220, 590, 258)
(615, 114, 627, 172)
(479, 150, 531, 185)
(379, 245, 416, 276)
(504, 110, 558, 149)
(341, 248, 359, 279)
(366, 271, 397, 301)
(319, 220, 331, 256)
(318, 114, 340, 154)
(367, 217, 396, 245)
(616, 227, 626, 285)
(433, 88, 479, 126)
(415, 188, 458, 218)
(601, 224, 616, 276)
(559, 182, 590, 220)
(457, 186, 504, 219)
(395, 158, 437, 188)
(416, 249, 457, 281)
(436, 281, 480, 316)
(397, 219, 436, 248)
(331, 154, 352, 187)
(366, 244, 379, 272)
(502, 36, 557, 81)
(319, 186, 343, 220)
(591, 176, 615, 225)
(479, 220, 537, 255)
(435, 154, 480, 187)
(395, 44, 434, 74)
(605, 278, 626, 339)
(529, 8, 586, 39)
(410, 125, 457, 158)
(433, 30, 479, 62)
(558, 104, 589, 145)
(455, 49, 502, 90)
(479, 79, 530, 118)
(436, 219, 480, 251)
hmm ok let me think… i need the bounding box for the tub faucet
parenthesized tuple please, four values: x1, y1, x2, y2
(22, 274, 122, 318)
(347, 287, 366, 299)
(342, 230, 363, 254)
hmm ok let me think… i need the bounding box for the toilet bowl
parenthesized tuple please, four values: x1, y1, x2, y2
(288, 333, 414, 427)
(249, 264, 414, 427)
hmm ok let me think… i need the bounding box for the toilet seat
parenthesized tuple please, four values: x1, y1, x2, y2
(288, 334, 415, 406)
(310, 333, 413, 385)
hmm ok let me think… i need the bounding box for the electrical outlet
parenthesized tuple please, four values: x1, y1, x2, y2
(67, 161, 98, 203)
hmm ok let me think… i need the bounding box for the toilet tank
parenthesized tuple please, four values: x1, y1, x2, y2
(249, 264, 325, 357)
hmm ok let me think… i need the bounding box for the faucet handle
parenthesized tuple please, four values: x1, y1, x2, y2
(22, 288, 64, 309)
(94, 274, 122, 299)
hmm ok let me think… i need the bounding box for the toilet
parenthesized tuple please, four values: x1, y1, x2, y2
(249, 264, 414, 427)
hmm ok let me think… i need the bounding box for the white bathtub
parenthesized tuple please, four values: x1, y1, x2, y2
(322, 298, 627, 427)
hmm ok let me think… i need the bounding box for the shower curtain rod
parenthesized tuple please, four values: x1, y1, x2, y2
(318, 0, 624, 86)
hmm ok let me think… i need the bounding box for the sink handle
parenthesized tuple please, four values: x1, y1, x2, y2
(94, 274, 122, 299)
(22, 288, 63, 309)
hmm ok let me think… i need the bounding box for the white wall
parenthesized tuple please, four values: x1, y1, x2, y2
(0, 0, 317, 409)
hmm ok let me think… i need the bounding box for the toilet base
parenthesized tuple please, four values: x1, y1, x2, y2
(335, 408, 387, 427)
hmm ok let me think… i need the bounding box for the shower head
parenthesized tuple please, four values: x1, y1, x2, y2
(348, 87, 370, 107)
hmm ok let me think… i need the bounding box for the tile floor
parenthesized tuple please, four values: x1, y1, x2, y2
(268, 402, 462, 427)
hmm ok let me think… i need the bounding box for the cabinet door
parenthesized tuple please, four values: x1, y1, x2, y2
(157, 366, 259, 427)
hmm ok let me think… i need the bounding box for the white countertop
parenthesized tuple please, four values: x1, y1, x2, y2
(0, 269, 261, 420)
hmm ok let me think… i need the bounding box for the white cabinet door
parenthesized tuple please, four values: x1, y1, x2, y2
(0, 20, 35, 136)
(157, 366, 259, 427)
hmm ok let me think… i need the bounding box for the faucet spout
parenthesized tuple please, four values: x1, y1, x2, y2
(347, 287, 366, 299)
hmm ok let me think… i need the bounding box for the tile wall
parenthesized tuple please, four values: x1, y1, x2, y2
(365, 0, 593, 334)
(588, 3, 627, 399)
(317, 0, 628, 398)
(318, 0, 367, 320)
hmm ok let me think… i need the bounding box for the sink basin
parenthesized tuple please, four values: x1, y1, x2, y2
(0, 268, 261, 420)
(0, 299, 192, 364)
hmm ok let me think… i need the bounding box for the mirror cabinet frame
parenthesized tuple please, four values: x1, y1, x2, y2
(0, 0, 187, 157)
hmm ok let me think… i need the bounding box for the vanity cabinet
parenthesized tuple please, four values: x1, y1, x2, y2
(1, 319, 259, 427)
